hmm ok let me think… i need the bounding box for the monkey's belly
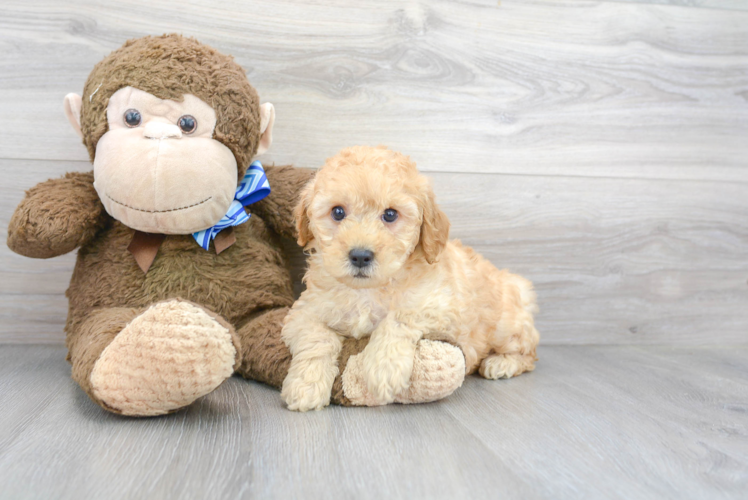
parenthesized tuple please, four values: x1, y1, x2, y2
(65, 218, 295, 330)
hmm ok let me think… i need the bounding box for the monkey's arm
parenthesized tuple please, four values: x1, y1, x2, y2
(7, 171, 105, 258)
(251, 165, 313, 239)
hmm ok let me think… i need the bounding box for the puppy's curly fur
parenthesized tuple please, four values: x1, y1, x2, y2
(281, 146, 540, 411)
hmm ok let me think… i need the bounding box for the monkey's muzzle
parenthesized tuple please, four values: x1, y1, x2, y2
(93, 129, 238, 234)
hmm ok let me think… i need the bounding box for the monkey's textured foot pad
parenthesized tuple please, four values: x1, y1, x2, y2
(342, 339, 465, 406)
(90, 300, 236, 416)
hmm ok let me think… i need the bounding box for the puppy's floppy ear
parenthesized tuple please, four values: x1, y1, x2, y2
(418, 183, 450, 264)
(294, 178, 316, 247)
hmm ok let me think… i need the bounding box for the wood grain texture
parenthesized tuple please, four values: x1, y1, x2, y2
(2, 3, 745, 498)
(0, 0, 746, 181)
(1, 0, 747, 345)
(3, 160, 747, 345)
(612, 0, 748, 11)
(0, 344, 745, 500)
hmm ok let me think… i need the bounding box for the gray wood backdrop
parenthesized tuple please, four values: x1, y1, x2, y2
(1, 0, 746, 345)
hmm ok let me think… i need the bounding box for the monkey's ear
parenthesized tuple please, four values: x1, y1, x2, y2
(63, 93, 83, 139)
(256, 103, 275, 155)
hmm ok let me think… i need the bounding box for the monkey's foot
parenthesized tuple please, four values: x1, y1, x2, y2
(340, 339, 465, 406)
(90, 299, 236, 416)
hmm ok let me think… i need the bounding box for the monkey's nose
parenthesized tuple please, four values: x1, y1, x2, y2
(349, 248, 374, 268)
(143, 122, 182, 140)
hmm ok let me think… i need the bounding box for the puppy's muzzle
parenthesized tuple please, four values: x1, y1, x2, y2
(349, 248, 374, 269)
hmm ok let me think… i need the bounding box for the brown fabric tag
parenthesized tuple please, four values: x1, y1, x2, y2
(127, 231, 166, 273)
(213, 227, 236, 255)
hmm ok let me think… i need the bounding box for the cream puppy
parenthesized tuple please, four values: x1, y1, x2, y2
(281, 146, 540, 411)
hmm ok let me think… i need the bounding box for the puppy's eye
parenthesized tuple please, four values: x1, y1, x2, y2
(382, 208, 398, 223)
(331, 206, 346, 221)
(124, 109, 141, 127)
(178, 115, 197, 134)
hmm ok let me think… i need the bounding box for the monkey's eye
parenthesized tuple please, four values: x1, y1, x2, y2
(331, 206, 346, 221)
(382, 208, 398, 223)
(123, 109, 141, 128)
(178, 115, 197, 134)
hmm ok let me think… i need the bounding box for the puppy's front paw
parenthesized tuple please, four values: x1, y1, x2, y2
(361, 340, 416, 404)
(281, 378, 330, 412)
(281, 361, 337, 412)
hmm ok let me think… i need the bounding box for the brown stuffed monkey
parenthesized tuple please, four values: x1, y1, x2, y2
(6, 34, 465, 416)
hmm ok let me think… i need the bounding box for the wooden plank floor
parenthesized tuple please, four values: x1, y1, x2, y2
(0, 344, 745, 499)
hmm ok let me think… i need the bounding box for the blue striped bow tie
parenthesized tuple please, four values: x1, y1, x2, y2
(192, 161, 270, 250)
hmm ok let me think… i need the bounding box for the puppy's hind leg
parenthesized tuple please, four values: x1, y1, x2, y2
(480, 272, 539, 380)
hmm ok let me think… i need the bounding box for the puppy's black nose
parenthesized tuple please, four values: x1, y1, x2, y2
(349, 248, 374, 268)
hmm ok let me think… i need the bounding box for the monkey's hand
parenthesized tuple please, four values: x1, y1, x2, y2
(252, 165, 313, 239)
(7, 171, 105, 258)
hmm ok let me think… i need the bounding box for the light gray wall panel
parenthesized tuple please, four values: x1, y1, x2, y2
(3, 161, 746, 345)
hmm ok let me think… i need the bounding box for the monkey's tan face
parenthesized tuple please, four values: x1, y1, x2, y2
(93, 87, 237, 234)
